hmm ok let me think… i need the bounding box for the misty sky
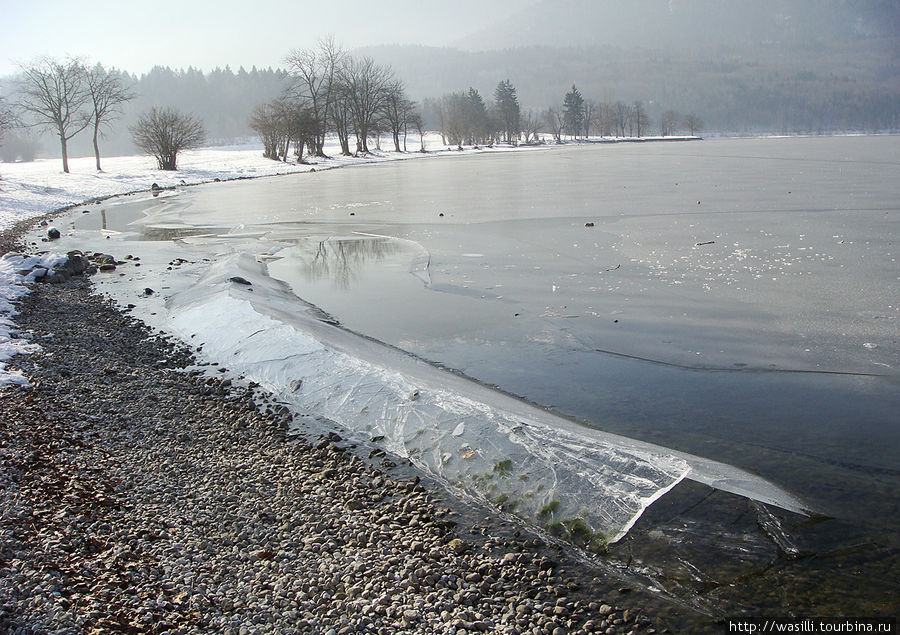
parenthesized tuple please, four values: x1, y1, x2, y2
(1, 0, 536, 77)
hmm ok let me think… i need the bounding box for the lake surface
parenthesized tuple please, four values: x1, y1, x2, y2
(56, 136, 899, 622)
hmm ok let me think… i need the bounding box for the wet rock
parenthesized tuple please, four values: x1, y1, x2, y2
(47, 227, 61, 240)
(448, 538, 470, 555)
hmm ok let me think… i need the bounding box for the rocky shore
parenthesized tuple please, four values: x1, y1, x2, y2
(0, 226, 661, 633)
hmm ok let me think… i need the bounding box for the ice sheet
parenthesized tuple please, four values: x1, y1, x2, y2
(166, 254, 809, 545)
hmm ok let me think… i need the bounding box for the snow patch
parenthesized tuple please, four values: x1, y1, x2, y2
(0, 252, 67, 386)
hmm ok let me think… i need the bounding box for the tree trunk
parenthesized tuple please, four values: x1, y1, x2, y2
(60, 136, 70, 173)
(358, 128, 368, 153)
(337, 126, 351, 155)
(93, 123, 102, 171)
(393, 131, 401, 152)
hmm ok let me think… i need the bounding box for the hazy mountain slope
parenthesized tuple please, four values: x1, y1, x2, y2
(355, 1, 897, 133)
(450, 0, 899, 52)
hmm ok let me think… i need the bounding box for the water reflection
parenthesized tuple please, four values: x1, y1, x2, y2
(138, 225, 226, 241)
(302, 237, 403, 289)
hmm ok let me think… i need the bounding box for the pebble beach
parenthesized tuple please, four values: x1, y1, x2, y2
(0, 218, 661, 634)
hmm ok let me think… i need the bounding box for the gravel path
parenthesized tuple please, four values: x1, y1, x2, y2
(0, 227, 662, 634)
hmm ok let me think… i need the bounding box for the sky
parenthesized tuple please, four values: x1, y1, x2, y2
(1, 0, 536, 77)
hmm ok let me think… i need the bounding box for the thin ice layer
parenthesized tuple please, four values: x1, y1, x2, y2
(169, 255, 689, 545)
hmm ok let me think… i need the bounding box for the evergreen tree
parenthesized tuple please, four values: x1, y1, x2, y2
(562, 83, 585, 139)
(493, 79, 520, 144)
(466, 88, 490, 145)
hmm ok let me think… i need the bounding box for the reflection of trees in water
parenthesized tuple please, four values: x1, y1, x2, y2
(139, 225, 220, 241)
(305, 237, 402, 289)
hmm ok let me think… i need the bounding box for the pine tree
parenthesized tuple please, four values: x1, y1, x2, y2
(493, 79, 520, 144)
(562, 84, 585, 139)
(466, 88, 490, 145)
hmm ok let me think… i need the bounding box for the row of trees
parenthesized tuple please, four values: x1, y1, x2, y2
(3, 56, 208, 172)
(0, 50, 709, 173)
(12, 57, 135, 172)
(423, 80, 537, 148)
(245, 39, 703, 167)
(424, 81, 702, 150)
(249, 39, 424, 164)
(549, 83, 702, 140)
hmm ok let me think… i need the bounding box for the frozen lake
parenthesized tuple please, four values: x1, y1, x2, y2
(53, 135, 899, 617)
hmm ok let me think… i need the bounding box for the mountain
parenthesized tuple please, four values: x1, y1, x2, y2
(450, 0, 899, 53)
(355, 0, 898, 134)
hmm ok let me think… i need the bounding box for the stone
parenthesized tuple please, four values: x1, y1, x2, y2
(448, 538, 470, 555)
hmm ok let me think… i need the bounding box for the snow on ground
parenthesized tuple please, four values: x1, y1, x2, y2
(0, 253, 68, 386)
(0, 133, 528, 385)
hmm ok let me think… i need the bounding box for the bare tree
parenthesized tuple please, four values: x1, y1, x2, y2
(596, 102, 614, 137)
(439, 92, 467, 147)
(0, 97, 17, 178)
(329, 77, 354, 156)
(422, 97, 446, 145)
(249, 99, 291, 161)
(684, 112, 703, 136)
(544, 107, 565, 143)
(85, 63, 135, 171)
(286, 105, 320, 163)
(17, 56, 91, 173)
(131, 107, 205, 170)
(284, 36, 345, 157)
(382, 80, 416, 152)
(0, 97, 14, 137)
(339, 56, 393, 154)
(659, 110, 680, 136)
(409, 112, 426, 152)
(520, 109, 542, 143)
(611, 101, 631, 137)
(437, 89, 492, 147)
(582, 99, 598, 138)
(631, 101, 650, 137)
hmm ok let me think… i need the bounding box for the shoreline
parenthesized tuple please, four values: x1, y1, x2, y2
(0, 134, 712, 234)
(0, 205, 678, 630)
